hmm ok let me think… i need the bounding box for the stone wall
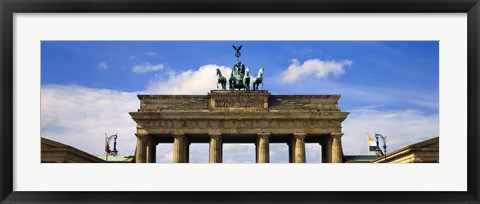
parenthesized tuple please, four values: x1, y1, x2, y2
(138, 95, 209, 112)
(269, 95, 340, 112)
(137, 91, 341, 112)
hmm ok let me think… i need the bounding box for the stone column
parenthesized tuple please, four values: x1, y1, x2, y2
(256, 133, 270, 163)
(173, 133, 187, 163)
(331, 133, 344, 163)
(287, 142, 293, 163)
(135, 137, 146, 163)
(145, 137, 156, 163)
(293, 133, 307, 163)
(152, 142, 157, 162)
(289, 137, 296, 163)
(209, 133, 222, 163)
(185, 141, 190, 163)
(321, 137, 332, 163)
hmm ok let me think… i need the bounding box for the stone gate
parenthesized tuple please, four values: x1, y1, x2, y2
(129, 90, 349, 163)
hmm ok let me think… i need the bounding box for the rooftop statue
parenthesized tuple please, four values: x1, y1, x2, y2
(216, 68, 227, 90)
(232, 45, 242, 60)
(215, 45, 264, 91)
(252, 68, 264, 90)
(229, 61, 250, 90)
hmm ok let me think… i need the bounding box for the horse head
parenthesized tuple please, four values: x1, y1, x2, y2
(216, 68, 222, 77)
(258, 68, 264, 77)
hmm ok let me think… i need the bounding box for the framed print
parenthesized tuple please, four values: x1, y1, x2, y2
(1, 0, 479, 203)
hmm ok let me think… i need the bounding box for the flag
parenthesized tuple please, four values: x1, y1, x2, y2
(367, 134, 377, 154)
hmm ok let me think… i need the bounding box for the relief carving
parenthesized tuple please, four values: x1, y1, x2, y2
(212, 94, 267, 109)
(139, 118, 343, 131)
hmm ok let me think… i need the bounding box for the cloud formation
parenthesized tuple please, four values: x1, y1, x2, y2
(280, 58, 352, 83)
(97, 62, 108, 70)
(223, 144, 255, 163)
(132, 63, 165, 74)
(41, 84, 139, 156)
(146, 64, 231, 94)
(342, 108, 439, 155)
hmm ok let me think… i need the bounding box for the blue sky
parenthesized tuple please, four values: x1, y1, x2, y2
(41, 41, 439, 163)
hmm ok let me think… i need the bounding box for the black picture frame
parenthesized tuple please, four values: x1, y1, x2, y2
(1, 0, 479, 203)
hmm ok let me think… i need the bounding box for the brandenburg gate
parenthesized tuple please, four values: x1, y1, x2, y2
(129, 90, 349, 163)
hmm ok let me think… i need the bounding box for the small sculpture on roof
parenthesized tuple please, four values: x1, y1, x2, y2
(215, 45, 265, 91)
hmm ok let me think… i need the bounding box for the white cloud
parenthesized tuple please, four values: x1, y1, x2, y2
(97, 62, 108, 70)
(280, 58, 352, 83)
(132, 63, 165, 74)
(146, 64, 231, 94)
(188, 144, 209, 163)
(270, 144, 289, 163)
(41, 84, 139, 156)
(223, 144, 255, 163)
(156, 145, 173, 163)
(342, 108, 439, 155)
(145, 52, 158, 57)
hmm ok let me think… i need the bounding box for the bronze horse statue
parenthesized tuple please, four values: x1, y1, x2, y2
(252, 68, 264, 90)
(216, 68, 227, 90)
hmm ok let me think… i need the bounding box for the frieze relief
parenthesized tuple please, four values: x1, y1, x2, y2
(139, 119, 342, 130)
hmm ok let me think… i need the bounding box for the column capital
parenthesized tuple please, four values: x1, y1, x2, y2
(209, 133, 222, 138)
(331, 133, 344, 138)
(257, 133, 271, 138)
(172, 133, 185, 138)
(135, 134, 148, 140)
(293, 132, 307, 139)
